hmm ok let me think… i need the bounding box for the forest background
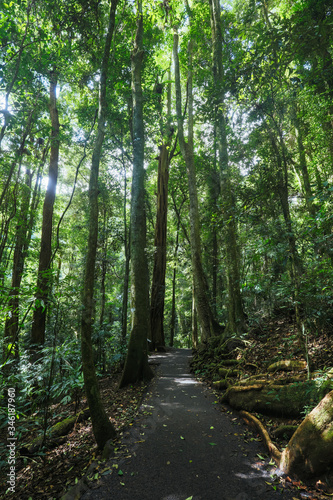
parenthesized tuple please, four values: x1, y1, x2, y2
(1, 0, 333, 468)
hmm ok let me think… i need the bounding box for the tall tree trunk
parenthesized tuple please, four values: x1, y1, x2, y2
(209, 0, 246, 336)
(291, 106, 317, 218)
(150, 68, 175, 350)
(169, 208, 181, 348)
(120, 2, 153, 387)
(268, 127, 304, 354)
(31, 74, 59, 352)
(150, 144, 169, 349)
(80, 0, 119, 449)
(192, 280, 198, 349)
(173, 28, 218, 342)
(121, 160, 130, 344)
(3, 169, 32, 365)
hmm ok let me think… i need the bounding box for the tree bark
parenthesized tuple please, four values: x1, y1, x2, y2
(120, 2, 153, 387)
(80, 0, 119, 449)
(173, 28, 217, 342)
(121, 160, 130, 345)
(3, 169, 32, 365)
(31, 74, 59, 351)
(150, 144, 169, 349)
(209, 0, 246, 336)
(169, 197, 183, 347)
(192, 280, 198, 349)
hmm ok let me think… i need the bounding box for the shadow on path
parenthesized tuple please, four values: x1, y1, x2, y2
(80, 349, 294, 500)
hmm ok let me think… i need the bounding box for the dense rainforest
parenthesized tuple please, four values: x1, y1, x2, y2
(1, 0, 333, 497)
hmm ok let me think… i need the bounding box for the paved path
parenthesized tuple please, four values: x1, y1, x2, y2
(81, 349, 294, 500)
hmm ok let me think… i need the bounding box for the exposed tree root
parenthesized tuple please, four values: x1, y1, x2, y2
(240, 410, 281, 463)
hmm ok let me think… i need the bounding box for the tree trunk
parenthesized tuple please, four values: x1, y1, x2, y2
(81, 0, 119, 449)
(120, 3, 153, 387)
(173, 28, 217, 341)
(169, 200, 182, 347)
(121, 162, 130, 345)
(209, 0, 246, 336)
(192, 280, 198, 349)
(31, 74, 59, 352)
(280, 390, 333, 479)
(268, 127, 304, 353)
(3, 169, 32, 365)
(150, 144, 169, 349)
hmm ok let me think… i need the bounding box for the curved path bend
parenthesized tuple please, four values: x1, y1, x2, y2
(81, 349, 294, 500)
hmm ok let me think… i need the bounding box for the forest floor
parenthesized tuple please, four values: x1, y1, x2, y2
(1, 316, 333, 499)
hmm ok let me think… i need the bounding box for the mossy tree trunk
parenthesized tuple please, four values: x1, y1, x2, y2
(120, 2, 153, 387)
(80, 0, 119, 449)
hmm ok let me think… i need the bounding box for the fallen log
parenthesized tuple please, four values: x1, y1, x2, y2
(21, 408, 90, 455)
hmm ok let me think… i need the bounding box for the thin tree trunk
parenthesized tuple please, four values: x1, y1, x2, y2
(0, 1, 33, 149)
(192, 280, 198, 349)
(173, 28, 218, 341)
(209, 0, 246, 336)
(120, 2, 153, 387)
(269, 128, 304, 353)
(169, 213, 180, 348)
(120, 145, 130, 344)
(81, 0, 119, 448)
(31, 74, 59, 351)
(3, 169, 33, 365)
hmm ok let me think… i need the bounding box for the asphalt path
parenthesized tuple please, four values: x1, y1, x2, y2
(80, 348, 294, 500)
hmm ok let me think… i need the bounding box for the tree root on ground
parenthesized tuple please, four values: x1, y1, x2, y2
(240, 410, 281, 463)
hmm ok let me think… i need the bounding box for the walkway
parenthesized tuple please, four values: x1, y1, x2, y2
(80, 349, 293, 500)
